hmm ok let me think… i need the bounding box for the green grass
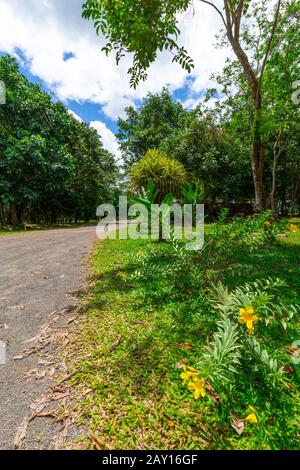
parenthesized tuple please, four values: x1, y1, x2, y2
(64, 220, 300, 450)
(0, 221, 98, 236)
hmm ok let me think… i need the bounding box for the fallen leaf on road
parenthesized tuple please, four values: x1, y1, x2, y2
(14, 395, 49, 449)
(47, 367, 56, 378)
(54, 417, 71, 450)
(23, 324, 51, 344)
(36, 410, 58, 419)
(89, 433, 112, 451)
(8, 304, 27, 311)
(13, 340, 51, 360)
(24, 368, 48, 381)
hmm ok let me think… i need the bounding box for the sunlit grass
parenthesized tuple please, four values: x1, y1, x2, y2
(64, 220, 300, 450)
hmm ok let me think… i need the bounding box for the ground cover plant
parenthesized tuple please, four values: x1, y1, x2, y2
(61, 215, 300, 450)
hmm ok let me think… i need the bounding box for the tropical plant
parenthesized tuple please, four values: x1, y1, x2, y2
(131, 210, 285, 283)
(130, 149, 187, 203)
(182, 277, 297, 400)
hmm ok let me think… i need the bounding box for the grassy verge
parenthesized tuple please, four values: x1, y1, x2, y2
(65, 220, 300, 450)
(0, 221, 98, 236)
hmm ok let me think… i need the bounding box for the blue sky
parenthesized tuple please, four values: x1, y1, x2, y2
(0, 0, 227, 159)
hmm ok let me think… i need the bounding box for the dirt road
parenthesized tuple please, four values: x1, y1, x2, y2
(0, 226, 97, 449)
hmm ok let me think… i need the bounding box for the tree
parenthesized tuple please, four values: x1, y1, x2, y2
(212, 0, 300, 213)
(0, 55, 117, 225)
(82, 0, 287, 210)
(118, 89, 253, 207)
(117, 88, 186, 168)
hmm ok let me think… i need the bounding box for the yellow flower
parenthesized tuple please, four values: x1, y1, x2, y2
(180, 366, 198, 384)
(245, 406, 258, 424)
(290, 224, 298, 233)
(264, 221, 271, 226)
(188, 377, 206, 399)
(239, 307, 259, 334)
(168, 421, 175, 427)
(245, 413, 258, 424)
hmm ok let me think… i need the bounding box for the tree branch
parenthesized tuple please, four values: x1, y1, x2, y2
(198, 0, 227, 30)
(259, 0, 282, 84)
(234, 0, 244, 40)
(223, 0, 234, 40)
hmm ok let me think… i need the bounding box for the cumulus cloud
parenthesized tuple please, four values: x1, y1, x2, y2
(90, 120, 122, 163)
(0, 0, 231, 121)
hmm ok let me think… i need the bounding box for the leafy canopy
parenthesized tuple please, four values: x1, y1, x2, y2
(82, 0, 194, 88)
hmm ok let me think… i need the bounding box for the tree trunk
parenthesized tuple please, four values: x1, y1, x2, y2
(227, 38, 266, 211)
(8, 202, 17, 226)
(0, 198, 6, 226)
(270, 156, 277, 214)
(270, 130, 284, 213)
(252, 80, 264, 213)
(252, 137, 265, 212)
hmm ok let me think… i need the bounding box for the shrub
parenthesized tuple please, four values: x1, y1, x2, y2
(130, 149, 187, 203)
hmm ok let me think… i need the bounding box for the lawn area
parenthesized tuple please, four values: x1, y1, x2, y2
(64, 219, 300, 450)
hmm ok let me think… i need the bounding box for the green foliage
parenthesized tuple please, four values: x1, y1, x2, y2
(117, 88, 186, 167)
(203, 278, 297, 389)
(62, 220, 300, 449)
(117, 89, 254, 207)
(180, 182, 204, 205)
(84, 0, 300, 213)
(132, 211, 284, 284)
(82, 0, 193, 88)
(0, 55, 117, 225)
(130, 149, 187, 202)
(201, 315, 242, 383)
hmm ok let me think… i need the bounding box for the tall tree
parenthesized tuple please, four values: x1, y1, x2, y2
(0, 55, 117, 225)
(82, 0, 287, 210)
(117, 88, 186, 167)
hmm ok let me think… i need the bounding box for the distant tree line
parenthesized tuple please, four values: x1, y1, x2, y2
(0, 55, 117, 226)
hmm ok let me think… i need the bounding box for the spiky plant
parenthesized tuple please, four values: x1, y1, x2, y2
(130, 149, 187, 203)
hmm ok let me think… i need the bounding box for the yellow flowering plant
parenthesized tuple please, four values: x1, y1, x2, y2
(245, 406, 258, 425)
(180, 366, 198, 385)
(180, 366, 206, 400)
(238, 307, 259, 334)
(179, 278, 296, 406)
(188, 377, 206, 399)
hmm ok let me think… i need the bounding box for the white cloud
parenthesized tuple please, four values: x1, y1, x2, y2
(68, 109, 82, 122)
(0, 0, 230, 120)
(90, 120, 122, 163)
